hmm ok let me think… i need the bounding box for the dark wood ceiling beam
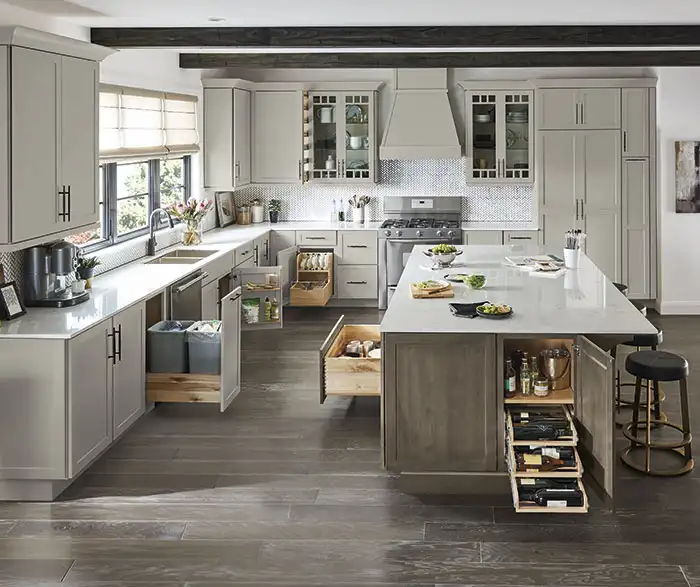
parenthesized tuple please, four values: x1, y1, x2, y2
(179, 50, 700, 69)
(91, 25, 700, 49)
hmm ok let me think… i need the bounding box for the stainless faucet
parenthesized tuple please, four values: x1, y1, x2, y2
(146, 208, 175, 256)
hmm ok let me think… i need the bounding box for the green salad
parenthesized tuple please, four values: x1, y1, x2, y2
(464, 274, 486, 289)
(431, 244, 457, 255)
(477, 303, 511, 315)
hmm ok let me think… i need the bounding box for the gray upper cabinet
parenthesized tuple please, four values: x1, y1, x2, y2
(253, 90, 303, 184)
(112, 303, 145, 440)
(621, 88, 650, 158)
(2, 34, 106, 249)
(538, 88, 620, 130)
(11, 47, 61, 243)
(60, 56, 99, 231)
(622, 158, 651, 299)
(203, 87, 251, 190)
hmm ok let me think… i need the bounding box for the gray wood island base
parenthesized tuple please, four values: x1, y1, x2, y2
(380, 245, 657, 512)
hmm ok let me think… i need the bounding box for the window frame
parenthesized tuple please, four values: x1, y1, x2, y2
(79, 155, 192, 253)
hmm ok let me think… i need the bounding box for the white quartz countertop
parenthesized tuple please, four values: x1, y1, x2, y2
(0, 221, 382, 339)
(380, 245, 656, 335)
(461, 222, 539, 231)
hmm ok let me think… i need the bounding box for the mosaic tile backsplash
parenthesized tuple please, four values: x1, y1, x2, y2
(236, 159, 533, 223)
(1, 160, 532, 287)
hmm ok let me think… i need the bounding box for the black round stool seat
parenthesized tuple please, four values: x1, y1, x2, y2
(626, 350, 689, 382)
(621, 330, 663, 349)
(613, 282, 629, 295)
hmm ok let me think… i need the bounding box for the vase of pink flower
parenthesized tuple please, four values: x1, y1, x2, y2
(168, 198, 214, 246)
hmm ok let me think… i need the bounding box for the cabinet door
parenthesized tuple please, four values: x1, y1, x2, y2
(253, 90, 303, 183)
(309, 92, 341, 182)
(538, 131, 577, 247)
(233, 88, 251, 187)
(203, 88, 233, 189)
(336, 265, 377, 299)
(502, 91, 533, 182)
(622, 88, 649, 158)
(575, 336, 616, 503)
(11, 47, 61, 243)
(392, 334, 498, 472)
(342, 92, 375, 182)
(260, 232, 271, 266)
(580, 88, 621, 130)
(466, 91, 499, 181)
(220, 286, 242, 411)
(537, 89, 579, 130)
(271, 230, 296, 265)
(279, 245, 298, 305)
(464, 230, 503, 245)
(113, 303, 145, 439)
(61, 56, 99, 230)
(202, 280, 219, 320)
(0, 46, 8, 244)
(504, 230, 540, 245)
(580, 131, 622, 281)
(68, 321, 112, 477)
(622, 158, 651, 299)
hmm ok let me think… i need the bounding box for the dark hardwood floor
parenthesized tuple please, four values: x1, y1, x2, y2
(1, 308, 699, 586)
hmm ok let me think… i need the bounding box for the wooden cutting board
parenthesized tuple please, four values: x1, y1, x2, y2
(410, 283, 455, 299)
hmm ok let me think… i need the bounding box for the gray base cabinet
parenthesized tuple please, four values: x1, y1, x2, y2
(0, 302, 145, 496)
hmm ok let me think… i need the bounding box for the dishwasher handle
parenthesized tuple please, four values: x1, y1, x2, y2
(174, 272, 209, 294)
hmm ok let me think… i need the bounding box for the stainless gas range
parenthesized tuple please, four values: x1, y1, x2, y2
(378, 196, 462, 309)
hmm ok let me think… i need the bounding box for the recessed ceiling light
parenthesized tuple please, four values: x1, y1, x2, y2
(208, 17, 226, 23)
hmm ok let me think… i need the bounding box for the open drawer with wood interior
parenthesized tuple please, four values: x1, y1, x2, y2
(510, 475, 589, 514)
(145, 286, 242, 412)
(319, 314, 381, 403)
(278, 247, 334, 307)
(499, 335, 616, 513)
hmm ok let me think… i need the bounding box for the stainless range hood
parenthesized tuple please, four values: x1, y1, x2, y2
(380, 69, 461, 160)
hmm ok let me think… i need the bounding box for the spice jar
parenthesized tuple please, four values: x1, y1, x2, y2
(534, 377, 550, 397)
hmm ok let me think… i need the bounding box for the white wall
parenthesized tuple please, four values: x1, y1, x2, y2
(0, 0, 87, 39)
(655, 68, 700, 314)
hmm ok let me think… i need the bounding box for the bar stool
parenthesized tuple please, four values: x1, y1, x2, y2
(612, 331, 666, 427)
(621, 350, 694, 476)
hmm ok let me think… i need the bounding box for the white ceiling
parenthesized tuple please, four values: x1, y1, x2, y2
(14, 0, 700, 27)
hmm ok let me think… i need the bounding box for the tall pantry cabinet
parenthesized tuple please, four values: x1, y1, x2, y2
(537, 82, 656, 299)
(0, 28, 111, 250)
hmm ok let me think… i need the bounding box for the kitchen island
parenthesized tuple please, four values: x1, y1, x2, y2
(380, 245, 656, 511)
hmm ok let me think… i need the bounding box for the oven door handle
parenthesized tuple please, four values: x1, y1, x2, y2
(386, 239, 453, 245)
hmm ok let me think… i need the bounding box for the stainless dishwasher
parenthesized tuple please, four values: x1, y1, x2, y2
(169, 271, 209, 321)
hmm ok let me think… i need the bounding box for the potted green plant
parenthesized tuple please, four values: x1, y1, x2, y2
(269, 199, 281, 224)
(76, 256, 101, 288)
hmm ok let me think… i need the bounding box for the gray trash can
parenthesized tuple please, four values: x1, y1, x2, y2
(147, 320, 195, 373)
(187, 321, 222, 374)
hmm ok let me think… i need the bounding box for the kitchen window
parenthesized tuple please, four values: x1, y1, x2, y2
(68, 156, 192, 251)
(68, 83, 198, 252)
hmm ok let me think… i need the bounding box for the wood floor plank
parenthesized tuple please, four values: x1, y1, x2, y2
(0, 559, 74, 582)
(8, 521, 186, 540)
(289, 504, 494, 523)
(425, 522, 622, 543)
(215, 473, 399, 490)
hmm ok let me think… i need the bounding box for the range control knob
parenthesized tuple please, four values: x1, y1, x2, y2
(447, 230, 456, 238)
(396, 230, 403, 237)
(416, 230, 423, 237)
(436, 230, 444, 237)
(384, 230, 392, 236)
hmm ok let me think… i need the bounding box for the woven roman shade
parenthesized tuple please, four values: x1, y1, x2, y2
(99, 85, 199, 161)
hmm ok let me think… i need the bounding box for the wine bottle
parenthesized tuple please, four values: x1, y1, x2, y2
(504, 359, 516, 399)
(533, 488, 584, 508)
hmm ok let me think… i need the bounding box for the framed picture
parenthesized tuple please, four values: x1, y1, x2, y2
(675, 141, 700, 213)
(0, 281, 25, 320)
(215, 191, 235, 227)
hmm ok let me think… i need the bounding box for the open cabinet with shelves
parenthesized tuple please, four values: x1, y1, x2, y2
(279, 247, 335, 307)
(237, 266, 283, 330)
(499, 335, 615, 514)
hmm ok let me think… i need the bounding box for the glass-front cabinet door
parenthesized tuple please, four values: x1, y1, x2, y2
(310, 93, 340, 181)
(466, 89, 534, 184)
(309, 91, 376, 183)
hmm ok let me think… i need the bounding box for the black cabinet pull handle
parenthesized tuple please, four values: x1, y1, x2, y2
(254, 245, 259, 266)
(347, 245, 368, 248)
(264, 239, 269, 260)
(58, 186, 68, 221)
(347, 281, 368, 285)
(306, 236, 326, 240)
(116, 325, 122, 362)
(107, 328, 117, 365)
(66, 185, 71, 222)
(510, 236, 532, 240)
